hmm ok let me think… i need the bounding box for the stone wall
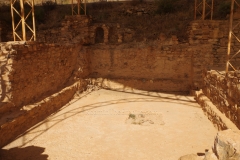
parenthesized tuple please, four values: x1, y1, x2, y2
(0, 80, 87, 148)
(188, 20, 228, 90)
(37, 29, 62, 43)
(37, 15, 133, 45)
(188, 20, 229, 70)
(188, 20, 240, 89)
(37, 15, 92, 44)
(2, 18, 237, 109)
(189, 20, 240, 69)
(0, 41, 89, 114)
(40, 15, 240, 90)
(191, 43, 213, 90)
(202, 70, 240, 129)
(38, 15, 120, 45)
(88, 42, 192, 92)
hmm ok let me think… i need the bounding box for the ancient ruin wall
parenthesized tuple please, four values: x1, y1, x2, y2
(2, 18, 237, 99)
(37, 14, 141, 45)
(188, 20, 228, 90)
(38, 15, 92, 44)
(188, 20, 240, 89)
(202, 70, 240, 129)
(0, 80, 88, 148)
(0, 41, 89, 114)
(52, 17, 240, 91)
(188, 20, 229, 70)
(189, 20, 240, 69)
(87, 43, 192, 92)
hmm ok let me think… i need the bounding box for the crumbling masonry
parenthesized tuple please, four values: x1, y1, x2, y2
(0, 15, 240, 149)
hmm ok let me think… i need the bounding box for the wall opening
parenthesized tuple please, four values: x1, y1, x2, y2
(95, 27, 104, 43)
(0, 31, 1, 42)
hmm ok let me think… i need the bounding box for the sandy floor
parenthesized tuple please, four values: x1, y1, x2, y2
(1, 89, 217, 160)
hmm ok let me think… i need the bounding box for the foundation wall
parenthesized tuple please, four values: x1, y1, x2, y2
(190, 43, 213, 90)
(36, 15, 136, 45)
(1, 18, 237, 105)
(202, 70, 240, 129)
(37, 15, 91, 44)
(35, 18, 240, 91)
(88, 43, 192, 92)
(1, 19, 238, 107)
(0, 41, 89, 114)
(188, 20, 240, 89)
(0, 80, 87, 148)
(0, 80, 88, 148)
(189, 20, 240, 69)
(37, 17, 240, 91)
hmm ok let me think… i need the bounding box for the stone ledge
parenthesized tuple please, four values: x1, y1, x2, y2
(0, 79, 88, 148)
(195, 90, 239, 131)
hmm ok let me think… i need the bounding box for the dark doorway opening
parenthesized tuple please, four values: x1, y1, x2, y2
(95, 27, 104, 43)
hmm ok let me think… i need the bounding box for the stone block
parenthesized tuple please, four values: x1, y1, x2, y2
(214, 129, 240, 160)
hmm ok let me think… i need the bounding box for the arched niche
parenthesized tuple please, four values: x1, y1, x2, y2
(95, 27, 104, 43)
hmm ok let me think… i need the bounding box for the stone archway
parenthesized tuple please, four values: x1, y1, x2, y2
(95, 27, 104, 43)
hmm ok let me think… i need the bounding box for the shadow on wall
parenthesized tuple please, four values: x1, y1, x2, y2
(95, 27, 104, 43)
(0, 145, 48, 160)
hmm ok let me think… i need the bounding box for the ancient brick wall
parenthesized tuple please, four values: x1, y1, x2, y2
(188, 20, 240, 89)
(87, 42, 192, 92)
(188, 20, 228, 89)
(37, 29, 62, 43)
(60, 15, 92, 43)
(37, 18, 240, 91)
(0, 80, 88, 148)
(188, 20, 228, 69)
(37, 15, 125, 45)
(202, 70, 240, 129)
(189, 20, 240, 70)
(37, 15, 92, 44)
(0, 41, 89, 114)
(2, 18, 237, 99)
(191, 44, 213, 90)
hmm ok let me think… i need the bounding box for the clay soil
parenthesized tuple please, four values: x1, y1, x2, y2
(1, 89, 217, 160)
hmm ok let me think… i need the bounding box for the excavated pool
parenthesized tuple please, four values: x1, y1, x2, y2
(1, 89, 217, 160)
